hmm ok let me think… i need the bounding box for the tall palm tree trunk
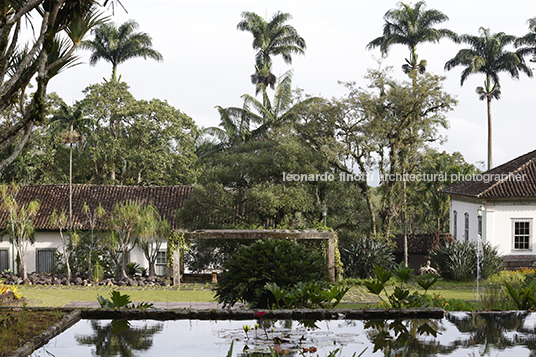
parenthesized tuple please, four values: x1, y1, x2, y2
(487, 95, 493, 170)
(69, 141, 73, 229)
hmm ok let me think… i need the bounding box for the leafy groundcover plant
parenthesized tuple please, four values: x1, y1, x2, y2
(97, 290, 154, 310)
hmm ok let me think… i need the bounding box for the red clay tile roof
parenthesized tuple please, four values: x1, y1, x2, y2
(0, 184, 193, 231)
(440, 149, 536, 199)
(393, 233, 453, 254)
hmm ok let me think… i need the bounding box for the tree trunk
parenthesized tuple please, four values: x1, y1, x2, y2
(66, 256, 72, 283)
(119, 252, 128, 280)
(487, 95, 493, 170)
(87, 246, 93, 280)
(18, 249, 27, 281)
(148, 261, 156, 278)
(69, 140, 73, 229)
(355, 159, 377, 235)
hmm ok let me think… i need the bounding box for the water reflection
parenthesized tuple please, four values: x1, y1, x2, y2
(35, 313, 536, 356)
(364, 319, 458, 356)
(75, 319, 164, 357)
(446, 312, 536, 355)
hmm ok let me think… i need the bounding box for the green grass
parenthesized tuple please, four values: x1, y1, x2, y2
(18, 285, 216, 307)
(13, 279, 483, 308)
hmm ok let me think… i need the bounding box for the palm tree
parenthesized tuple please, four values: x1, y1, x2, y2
(50, 101, 95, 228)
(205, 72, 319, 154)
(367, 1, 456, 75)
(515, 17, 536, 63)
(237, 11, 306, 92)
(81, 19, 163, 81)
(445, 27, 533, 170)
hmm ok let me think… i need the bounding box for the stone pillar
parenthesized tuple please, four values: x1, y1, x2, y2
(327, 236, 335, 282)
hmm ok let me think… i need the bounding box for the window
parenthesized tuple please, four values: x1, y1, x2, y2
(464, 213, 469, 241)
(156, 251, 166, 276)
(36, 249, 55, 273)
(0, 250, 8, 272)
(453, 210, 458, 240)
(513, 220, 532, 250)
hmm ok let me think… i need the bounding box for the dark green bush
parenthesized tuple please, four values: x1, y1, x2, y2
(340, 236, 396, 279)
(429, 241, 503, 282)
(214, 239, 329, 308)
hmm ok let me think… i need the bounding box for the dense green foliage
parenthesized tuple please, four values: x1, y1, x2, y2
(340, 235, 396, 279)
(214, 239, 330, 308)
(265, 282, 349, 309)
(429, 241, 503, 281)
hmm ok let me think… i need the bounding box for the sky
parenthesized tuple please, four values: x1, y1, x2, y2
(47, 0, 536, 171)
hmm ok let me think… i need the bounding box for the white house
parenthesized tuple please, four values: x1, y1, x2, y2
(0, 184, 193, 275)
(441, 149, 536, 268)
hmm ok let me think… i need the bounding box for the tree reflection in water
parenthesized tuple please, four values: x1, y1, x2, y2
(364, 313, 536, 356)
(75, 319, 164, 357)
(446, 312, 536, 355)
(364, 319, 458, 356)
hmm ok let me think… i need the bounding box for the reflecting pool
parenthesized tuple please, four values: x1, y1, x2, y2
(31, 312, 536, 356)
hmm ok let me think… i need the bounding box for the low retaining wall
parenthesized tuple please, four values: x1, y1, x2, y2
(7, 306, 444, 356)
(503, 255, 536, 270)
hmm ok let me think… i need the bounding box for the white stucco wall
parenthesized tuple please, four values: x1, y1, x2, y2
(451, 197, 536, 256)
(0, 231, 167, 275)
(483, 202, 536, 256)
(450, 199, 482, 242)
(0, 232, 62, 273)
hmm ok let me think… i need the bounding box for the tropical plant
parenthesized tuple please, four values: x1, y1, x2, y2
(92, 261, 105, 283)
(515, 17, 536, 63)
(81, 19, 163, 81)
(445, 27, 533, 169)
(340, 235, 396, 279)
(107, 201, 153, 280)
(0, 2, 105, 171)
(214, 239, 329, 308)
(237, 11, 306, 92)
(96, 290, 154, 309)
(429, 241, 503, 282)
(50, 101, 95, 227)
(364, 264, 443, 309)
(504, 278, 536, 310)
(125, 262, 141, 277)
(81, 202, 107, 280)
(366, 1, 456, 75)
(205, 72, 319, 153)
(49, 209, 79, 283)
(265, 282, 349, 309)
(137, 209, 171, 278)
(0, 184, 39, 281)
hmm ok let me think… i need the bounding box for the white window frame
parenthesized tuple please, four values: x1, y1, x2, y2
(156, 251, 166, 266)
(155, 251, 167, 276)
(512, 219, 532, 251)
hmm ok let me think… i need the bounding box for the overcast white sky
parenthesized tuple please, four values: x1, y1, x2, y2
(47, 0, 536, 170)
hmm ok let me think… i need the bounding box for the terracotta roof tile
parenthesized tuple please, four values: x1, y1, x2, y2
(0, 184, 193, 231)
(440, 149, 536, 199)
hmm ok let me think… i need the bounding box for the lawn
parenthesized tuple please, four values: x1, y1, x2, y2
(17, 284, 217, 307)
(13, 280, 480, 308)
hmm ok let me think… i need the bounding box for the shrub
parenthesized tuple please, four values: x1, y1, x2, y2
(214, 239, 329, 308)
(126, 262, 141, 277)
(92, 261, 104, 283)
(340, 236, 395, 279)
(429, 241, 503, 282)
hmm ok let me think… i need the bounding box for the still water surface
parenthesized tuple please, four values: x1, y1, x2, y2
(31, 312, 536, 356)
